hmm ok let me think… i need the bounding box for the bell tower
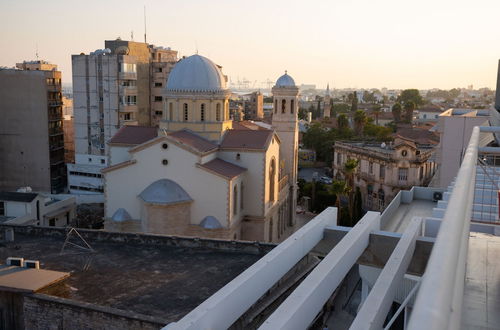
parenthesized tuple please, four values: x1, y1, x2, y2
(272, 71, 299, 225)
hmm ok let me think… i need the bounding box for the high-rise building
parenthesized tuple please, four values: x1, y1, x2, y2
(68, 40, 178, 196)
(0, 61, 66, 193)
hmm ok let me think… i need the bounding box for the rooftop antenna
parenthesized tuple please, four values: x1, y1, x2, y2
(131, 30, 134, 41)
(143, 5, 147, 43)
(35, 43, 39, 60)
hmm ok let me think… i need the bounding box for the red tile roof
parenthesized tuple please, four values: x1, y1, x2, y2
(198, 158, 247, 179)
(168, 130, 218, 153)
(109, 126, 158, 145)
(220, 130, 273, 150)
(232, 121, 270, 131)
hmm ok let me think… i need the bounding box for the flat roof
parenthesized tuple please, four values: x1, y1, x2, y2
(0, 265, 69, 292)
(0, 191, 38, 203)
(0, 230, 265, 323)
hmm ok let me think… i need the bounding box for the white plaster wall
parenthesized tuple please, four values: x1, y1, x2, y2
(105, 140, 230, 227)
(5, 201, 30, 217)
(265, 136, 282, 214)
(109, 146, 131, 165)
(218, 151, 265, 217)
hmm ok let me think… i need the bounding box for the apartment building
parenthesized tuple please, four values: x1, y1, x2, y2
(68, 40, 177, 195)
(0, 60, 66, 193)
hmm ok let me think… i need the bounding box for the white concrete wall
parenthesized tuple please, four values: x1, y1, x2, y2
(109, 146, 132, 165)
(5, 201, 30, 217)
(105, 139, 230, 227)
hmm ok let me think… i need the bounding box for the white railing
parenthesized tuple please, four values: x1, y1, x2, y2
(408, 126, 480, 330)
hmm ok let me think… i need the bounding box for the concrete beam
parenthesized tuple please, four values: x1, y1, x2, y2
(258, 212, 380, 330)
(350, 217, 422, 330)
(164, 207, 337, 330)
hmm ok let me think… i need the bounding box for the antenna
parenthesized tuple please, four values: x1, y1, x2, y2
(131, 30, 134, 41)
(143, 5, 147, 43)
(35, 43, 39, 60)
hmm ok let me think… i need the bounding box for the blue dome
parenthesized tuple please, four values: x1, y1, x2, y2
(139, 179, 192, 205)
(275, 72, 296, 87)
(199, 216, 223, 229)
(166, 54, 227, 92)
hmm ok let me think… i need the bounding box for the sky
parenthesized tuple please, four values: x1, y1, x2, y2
(2, 0, 500, 90)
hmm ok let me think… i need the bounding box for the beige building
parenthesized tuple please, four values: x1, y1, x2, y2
(333, 137, 437, 211)
(0, 61, 66, 193)
(103, 55, 299, 242)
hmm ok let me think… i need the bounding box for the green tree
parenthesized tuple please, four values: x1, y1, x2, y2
(342, 159, 359, 225)
(392, 103, 402, 123)
(353, 187, 364, 225)
(351, 91, 358, 111)
(337, 114, 349, 129)
(353, 110, 367, 136)
(372, 105, 381, 126)
(328, 180, 348, 224)
(398, 89, 423, 107)
(404, 101, 416, 123)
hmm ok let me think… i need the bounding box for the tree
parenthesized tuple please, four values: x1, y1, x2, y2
(392, 103, 402, 123)
(342, 159, 359, 225)
(337, 114, 349, 130)
(404, 101, 416, 123)
(352, 187, 363, 225)
(329, 180, 348, 224)
(398, 89, 423, 107)
(351, 91, 358, 112)
(353, 110, 367, 136)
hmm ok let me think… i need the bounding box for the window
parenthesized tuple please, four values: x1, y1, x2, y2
(49, 218, 56, 227)
(401, 150, 408, 157)
(240, 183, 244, 210)
(269, 158, 276, 202)
(337, 153, 341, 165)
(155, 111, 162, 115)
(183, 103, 188, 121)
(157, 67, 163, 73)
(378, 189, 385, 209)
(124, 95, 137, 105)
(169, 103, 173, 120)
(419, 166, 423, 180)
(380, 165, 385, 180)
(398, 168, 408, 183)
(201, 104, 205, 121)
(290, 99, 294, 114)
(369, 162, 373, 174)
(123, 113, 131, 120)
(154, 82, 162, 87)
(281, 99, 286, 113)
(233, 185, 238, 216)
(120, 63, 136, 73)
(216, 103, 221, 121)
(274, 99, 277, 114)
(100, 159, 105, 164)
(154, 96, 162, 102)
(0, 202, 4, 216)
(122, 80, 136, 87)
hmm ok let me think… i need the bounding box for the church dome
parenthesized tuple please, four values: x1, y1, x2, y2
(275, 72, 296, 87)
(166, 54, 227, 92)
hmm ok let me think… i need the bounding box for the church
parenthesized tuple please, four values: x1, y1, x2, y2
(102, 55, 299, 242)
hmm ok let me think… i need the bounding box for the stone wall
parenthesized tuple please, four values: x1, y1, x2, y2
(0, 224, 276, 255)
(23, 294, 164, 330)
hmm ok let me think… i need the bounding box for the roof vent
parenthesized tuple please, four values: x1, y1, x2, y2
(6, 257, 24, 267)
(24, 260, 40, 269)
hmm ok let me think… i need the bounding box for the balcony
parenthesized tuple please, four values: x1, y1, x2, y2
(358, 172, 376, 182)
(47, 84, 61, 92)
(48, 100, 62, 107)
(49, 128, 63, 136)
(120, 104, 138, 112)
(119, 72, 137, 80)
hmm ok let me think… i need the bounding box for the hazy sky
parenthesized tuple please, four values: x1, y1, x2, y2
(2, 0, 500, 89)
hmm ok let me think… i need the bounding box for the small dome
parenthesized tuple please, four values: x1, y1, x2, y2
(111, 208, 132, 222)
(166, 54, 227, 92)
(139, 179, 192, 205)
(199, 216, 223, 229)
(275, 71, 296, 87)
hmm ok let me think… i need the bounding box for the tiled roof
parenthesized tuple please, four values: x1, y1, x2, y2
(232, 121, 270, 131)
(198, 158, 247, 179)
(168, 130, 218, 153)
(0, 192, 38, 203)
(220, 130, 273, 150)
(108, 126, 158, 145)
(395, 127, 440, 145)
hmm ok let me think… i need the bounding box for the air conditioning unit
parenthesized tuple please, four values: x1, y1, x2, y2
(6, 257, 24, 267)
(24, 260, 40, 269)
(433, 191, 443, 202)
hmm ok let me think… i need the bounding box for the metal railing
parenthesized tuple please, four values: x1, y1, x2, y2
(408, 126, 480, 330)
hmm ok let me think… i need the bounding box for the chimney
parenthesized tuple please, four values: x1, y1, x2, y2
(495, 59, 500, 112)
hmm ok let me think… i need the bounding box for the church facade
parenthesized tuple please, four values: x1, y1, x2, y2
(102, 55, 299, 242)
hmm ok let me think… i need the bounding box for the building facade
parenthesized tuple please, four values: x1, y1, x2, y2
(333, 138, 437, 211)
(0, 61, 66, 193)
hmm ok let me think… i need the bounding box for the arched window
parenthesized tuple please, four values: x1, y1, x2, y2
(290, 99, 294, 114)
(240, 183, 244, 210)
(281, 99, 286, 113)
(200, 103, 205, 122)
(216, 103, 221, 121)
(269, 158, 276, 202)
(169, 103, 173, 120)
(233, 185, 238, 216)
(183, 103, 188, 121)
(274, 99, 277, 114)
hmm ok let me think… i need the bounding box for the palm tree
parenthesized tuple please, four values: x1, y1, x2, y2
(373, 105, 381, 126)
(337, 114, 349, 129)
(392, 103, 402, 123)
(353, 110, 367, 136)
(342, 159, 359, 225)
(329, 180, 348, 222)
(404, 101, 416, 123)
